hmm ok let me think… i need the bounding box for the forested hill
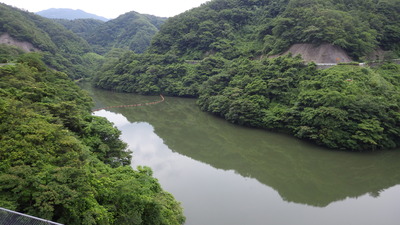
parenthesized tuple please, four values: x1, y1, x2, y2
(52, 18, 105, 40)
(0, 4, 186, 224)
(0, 48, 185, 224)
(87, 11, 167, 54)
(150, 0, 400, 60)
(0, 3, 95, 79)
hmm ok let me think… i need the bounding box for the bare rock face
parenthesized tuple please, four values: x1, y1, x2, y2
(0, 33, 39, 52)
(280, 43, 352, 63)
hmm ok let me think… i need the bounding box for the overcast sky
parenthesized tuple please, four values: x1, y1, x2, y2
(1, 0, 211, 18)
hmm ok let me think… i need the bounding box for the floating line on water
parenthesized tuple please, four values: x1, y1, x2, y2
(92, 94, 165, 112)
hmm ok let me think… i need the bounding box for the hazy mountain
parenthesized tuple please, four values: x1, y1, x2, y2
(36, 8, 109, 21)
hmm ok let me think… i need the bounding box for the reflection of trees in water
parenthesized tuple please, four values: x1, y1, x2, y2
(92, 94, 165, 112)
(86, 83, 400, 207)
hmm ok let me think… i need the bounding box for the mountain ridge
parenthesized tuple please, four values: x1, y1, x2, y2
(36, 8, 109, 21)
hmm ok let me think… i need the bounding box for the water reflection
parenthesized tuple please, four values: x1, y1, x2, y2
(82, 83, 400, 224)
(85, 84, 400, 207)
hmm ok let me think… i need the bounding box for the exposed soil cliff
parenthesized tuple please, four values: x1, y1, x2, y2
(0, 33, 39, 52)
(280, 43, 352, 63)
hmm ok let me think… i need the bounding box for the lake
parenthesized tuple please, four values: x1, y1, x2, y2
(83, 84, 400, 225)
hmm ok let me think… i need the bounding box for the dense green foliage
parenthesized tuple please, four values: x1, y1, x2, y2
(50, 11, 165, 55)
(0, 51, 185, 224)
(150, 0, 400, 59)
(0, 3, 95, 79)
(198, 56, 400, 150)
(0, 44, 25, 63)
(54, 18, 105, 39)
(87, 12, 166, 54)
(94, 52, 195, 95)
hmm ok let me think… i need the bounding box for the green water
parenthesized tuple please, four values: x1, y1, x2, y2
(83, 83, 400, 225)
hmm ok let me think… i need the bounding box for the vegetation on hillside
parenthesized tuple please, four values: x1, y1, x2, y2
(94, 52, 190, 95)
(0, 3, 95, 79)
(53, 18, 105, 40)
(149, 0, 400, 60)
(198, 56, 400, 150)
(87, 12, 167, 54)
(0, 50, 185, 224)
(0, 44, 25, 62)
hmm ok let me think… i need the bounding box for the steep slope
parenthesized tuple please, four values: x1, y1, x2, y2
(36, 8, 109, 21)
(0, 4, 186, 223)
(0, 3, 94, 78)
(0, 49, 185, 225)
(88, 11, 167, 54)
(149, 0, 400, 60)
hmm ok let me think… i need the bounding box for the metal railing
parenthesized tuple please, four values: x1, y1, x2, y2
(0, 207, 63, 225)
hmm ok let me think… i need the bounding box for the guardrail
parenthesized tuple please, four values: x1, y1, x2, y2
(0, 207, 63, 225)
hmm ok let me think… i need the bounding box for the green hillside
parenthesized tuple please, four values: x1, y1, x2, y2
(0, 4, 185, 224)
(53, 18, 105, 40)
(51, 12, 165, 55)
(0, 48, 185, 225)
(87, 11, 167, 54)
(0, 3, 97, 79)
(150, 0, 400, 59)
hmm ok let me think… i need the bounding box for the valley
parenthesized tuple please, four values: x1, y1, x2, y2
(1, 0, 400, 224)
